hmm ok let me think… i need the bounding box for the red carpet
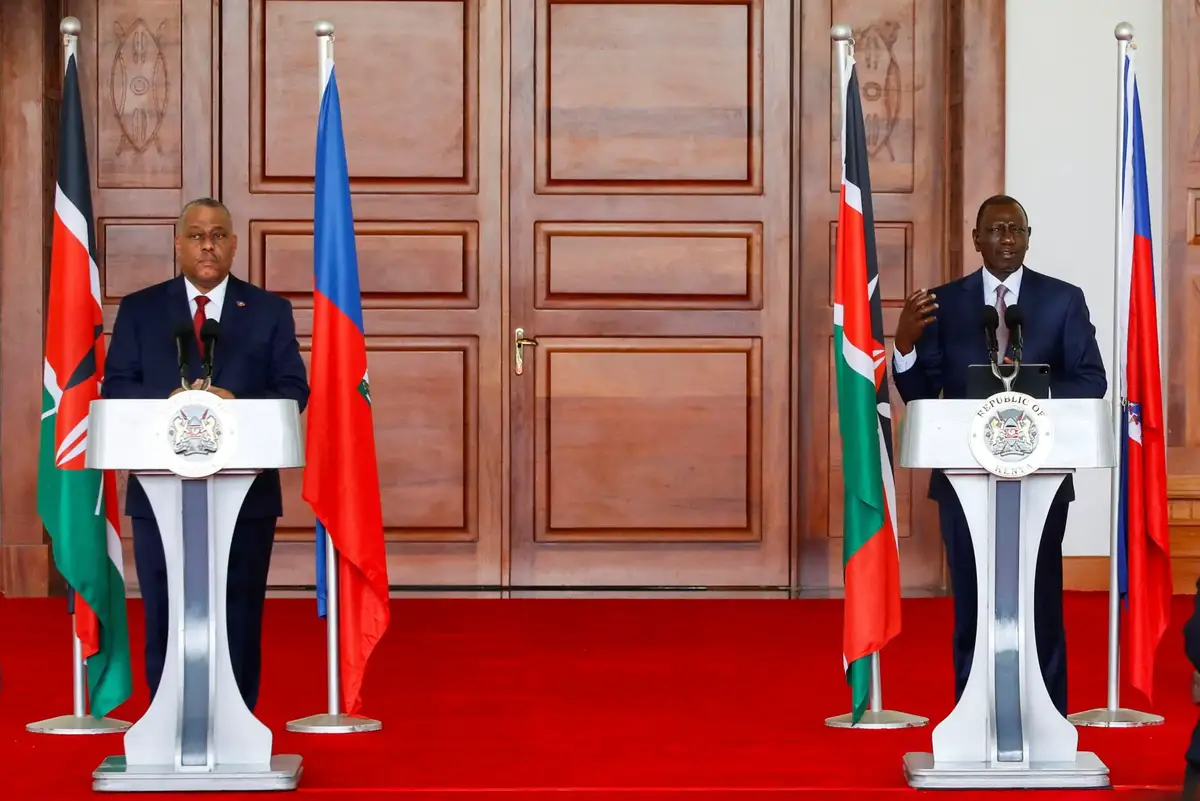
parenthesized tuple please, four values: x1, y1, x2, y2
(0, 592, 1194, 799)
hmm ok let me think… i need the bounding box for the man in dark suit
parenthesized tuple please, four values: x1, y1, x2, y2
(103, 197, 308, 711)
(1184, 581, 1200, 799)
(891, 194, 1107, 716)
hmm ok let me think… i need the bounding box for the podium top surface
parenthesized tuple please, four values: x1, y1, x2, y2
(898, 396, 1114, 473)
(86, 393, 304, 477)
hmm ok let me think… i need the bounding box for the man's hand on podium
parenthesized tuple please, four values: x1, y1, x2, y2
(170, 380, 236, 400)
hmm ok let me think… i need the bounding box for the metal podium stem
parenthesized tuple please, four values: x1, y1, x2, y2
(26, 611, 130, 734)
(1068, 23, 1161, 730)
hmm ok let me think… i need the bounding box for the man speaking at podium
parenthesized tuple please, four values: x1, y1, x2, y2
(891, 195, 1107, 716)
(102, 197, 309, 711)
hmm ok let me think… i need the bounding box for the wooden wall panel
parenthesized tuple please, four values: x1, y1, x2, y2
(1, 0, 1012, 596)
(1166, 0, 1200, 593)
(0, 0, 58, 595)
(221, 0, 504, 589)
(60, 0, 216, 591)
(794, 0, 1005, 593)
(798, 0, 944, 592)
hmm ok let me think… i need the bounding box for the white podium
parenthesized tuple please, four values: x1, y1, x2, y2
(898, 391, 1113, 789)
(85, 390, 305, 792)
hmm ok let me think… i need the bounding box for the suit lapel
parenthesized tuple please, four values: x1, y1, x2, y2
(958, 269, 990, 364)
(212, 276, 246, 385)
(1011, 267, 1042, 360)
(166, 276, 202, 382)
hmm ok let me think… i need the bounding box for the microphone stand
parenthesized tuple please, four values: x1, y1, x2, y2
(176, 330, 192, 392)
(198, 338, 215, 391)
(990, 329, 1024, 393)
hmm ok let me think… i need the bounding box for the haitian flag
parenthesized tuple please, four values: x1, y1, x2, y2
(37, 51, 131, 718)
(303, 65, 391, 715)
(1115, 48, 1170, 704)
(832, 55, 901, 724)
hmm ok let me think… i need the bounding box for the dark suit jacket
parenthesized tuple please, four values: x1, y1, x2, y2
(102, 274, 309, 519)
(892, 267, 1107, 503)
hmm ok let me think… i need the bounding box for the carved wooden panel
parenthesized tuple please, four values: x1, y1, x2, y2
(797, 0, 950, 591)
(539, 1, 760, 191)
(97, 6, 181, 189)
(250, 221, 479, 308)
(275, 340, 478, 543)
(252, 0, 476, 194)
(222, 0, 503, 587)
(536, 222, 762, 308)
(535, 339, 759, 540)
(508, 0, 791, 586)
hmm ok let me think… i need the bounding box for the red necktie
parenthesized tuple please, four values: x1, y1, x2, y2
(194, 295, 210, 355)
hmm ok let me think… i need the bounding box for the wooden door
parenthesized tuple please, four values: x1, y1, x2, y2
(27, 0, 1001, 598)
(795, 0, 950, 592)
(507, 0, 793, 587)
(221, 0, 506, 588)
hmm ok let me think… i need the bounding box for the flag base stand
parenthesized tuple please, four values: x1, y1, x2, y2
(825, 709, 928, 729)
(285, 713, 382, 734)
(26, 714, 130, 735)
(1067, 707, 1164, 727)
(93, 755, 302, 792)
(903, 751, 1109, 789)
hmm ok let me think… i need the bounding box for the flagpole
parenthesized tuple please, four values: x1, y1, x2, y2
(1068, 21, 1162, 729)
(823, 22, 925, 732)
(285, 20, 380, 735)
(26, 16, 130, 736)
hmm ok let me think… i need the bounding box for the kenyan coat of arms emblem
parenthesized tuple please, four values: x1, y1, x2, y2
(968, 392, 1054, 478)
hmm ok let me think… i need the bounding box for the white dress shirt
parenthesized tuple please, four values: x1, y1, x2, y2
(185, 274, 229, 322)
(893, 266, 1025, 373)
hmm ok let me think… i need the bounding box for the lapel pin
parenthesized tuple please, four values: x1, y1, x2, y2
(236, 301, 246, 307)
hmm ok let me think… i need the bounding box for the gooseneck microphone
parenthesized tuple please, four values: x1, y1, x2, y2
(199, 319, 220, 385)
(1004, 304, 1025, 363)
(174, 324, 193, 389)
(981, 305, 1000, 364)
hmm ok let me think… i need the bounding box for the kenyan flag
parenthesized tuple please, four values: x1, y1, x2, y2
(832, 56, 902, 724)
(37, 52, 131, 718)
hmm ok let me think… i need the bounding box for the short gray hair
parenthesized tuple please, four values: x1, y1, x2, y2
(177, 197, 232, 229)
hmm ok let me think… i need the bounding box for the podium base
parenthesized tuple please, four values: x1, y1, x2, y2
(285, 712, 382, 733)
(824, 709, 929, 729)
(26, 714, 130, 734)
(92, 754, 303, 792)
(1068, 706, 1165, 727)
(902, 751, 1109, 789)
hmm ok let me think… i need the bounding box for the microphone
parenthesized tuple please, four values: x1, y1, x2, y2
(199, 319, 220, 382)
(1004, 304, 1025, 361)
(174, 324, 192, 388)
(981, 305, 1000, 363)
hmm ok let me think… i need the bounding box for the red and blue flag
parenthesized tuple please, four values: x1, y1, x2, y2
(303, 66, 390, 715)
(1115, 49, 1170, 704)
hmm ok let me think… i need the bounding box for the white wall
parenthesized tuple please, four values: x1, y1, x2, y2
(1005, 0, 1164, 556)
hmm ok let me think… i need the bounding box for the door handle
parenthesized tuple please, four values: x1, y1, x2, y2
(514, 328, 538, 375)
